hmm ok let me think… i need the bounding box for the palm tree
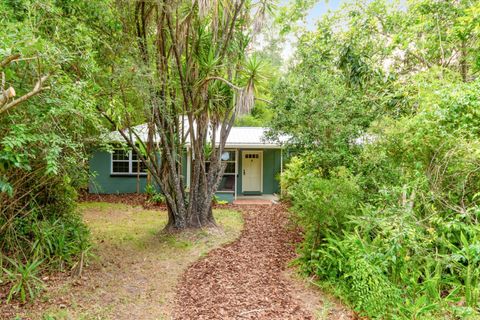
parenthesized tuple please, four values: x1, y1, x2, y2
(103, 0, 272, 230)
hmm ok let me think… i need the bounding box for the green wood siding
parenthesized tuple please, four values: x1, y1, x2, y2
(88, 150, 149, 194)
(89, 148, 282, 200)
(262, 149, 282, 194)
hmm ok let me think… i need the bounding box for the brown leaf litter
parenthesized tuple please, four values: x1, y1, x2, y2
(173, 204, 355, 320)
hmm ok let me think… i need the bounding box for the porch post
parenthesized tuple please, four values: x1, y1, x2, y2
(234, 149, 238, 200)
(186, 147, 191, 188)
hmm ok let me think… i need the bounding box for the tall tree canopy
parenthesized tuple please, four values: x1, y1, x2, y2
(270, 0, 480, 168)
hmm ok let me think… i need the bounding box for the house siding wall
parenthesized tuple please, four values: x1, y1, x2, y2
(263, 149, 282, 194)
(88, 150, 185, 194)
(88, 150, 149, 194)
(89, 148, 281, 199)
(214, 193, 235, 203)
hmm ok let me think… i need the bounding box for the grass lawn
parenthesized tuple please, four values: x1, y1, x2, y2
(16, 202, 243, 320)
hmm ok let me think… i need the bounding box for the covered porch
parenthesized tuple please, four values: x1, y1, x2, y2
(185, 127, 285, 203)
(186, 147, 283, 203)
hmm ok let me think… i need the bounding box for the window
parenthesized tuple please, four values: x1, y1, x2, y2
(205, 150, 236, 192)
(111, 148, 147, 175)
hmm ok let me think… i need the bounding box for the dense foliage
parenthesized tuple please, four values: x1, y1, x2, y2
(0, 0, 117, 301)
(2, 0, 480, 314)
(274, 0, 480, 318)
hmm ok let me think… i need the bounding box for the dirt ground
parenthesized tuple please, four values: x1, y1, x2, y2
(1, 202, 354, 320)
(173, 205, 354, 320)
(1, 203, 243, 320)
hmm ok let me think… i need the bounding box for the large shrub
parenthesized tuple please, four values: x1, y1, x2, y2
(273, 0, 480, 316)
(282, 79, 480, 318)
(285, 163, 362, 254)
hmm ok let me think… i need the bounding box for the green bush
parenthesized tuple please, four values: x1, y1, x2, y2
(145, 185, 167, 204)
(283, 79, 480, 318)
(280, 157, 316, 199)
(0, 0, 110, 303)
(287, 166, 362, 257)
(150, 193, 167, 204)
(0, 174, 91, 278)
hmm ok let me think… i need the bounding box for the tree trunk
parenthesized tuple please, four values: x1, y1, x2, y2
(103, 0, 256, 232)
(460, 38, 468, 83)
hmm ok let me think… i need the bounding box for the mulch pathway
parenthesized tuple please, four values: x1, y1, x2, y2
(173, 205, 332, 320)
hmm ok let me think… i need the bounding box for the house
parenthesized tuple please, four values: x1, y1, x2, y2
(88, 125, 284, 203)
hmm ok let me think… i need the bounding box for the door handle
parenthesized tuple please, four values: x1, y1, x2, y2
(243, 169, 245, 175)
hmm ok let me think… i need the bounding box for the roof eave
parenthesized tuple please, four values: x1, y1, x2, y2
(185, 143, 283, 149)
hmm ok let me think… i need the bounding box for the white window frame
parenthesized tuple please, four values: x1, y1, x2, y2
(110, 148, 147, 176)
(205, 149, 237, 193)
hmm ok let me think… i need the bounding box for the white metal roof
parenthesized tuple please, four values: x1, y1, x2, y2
(107, 123, 284, 148)
(218, 127, 282, 148)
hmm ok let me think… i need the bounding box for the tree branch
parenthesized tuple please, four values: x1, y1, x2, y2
(203, 76, 242, 90)
(0, 54, 21, 70)
(0, 75, 49, 115)
(255, 97, 272, 104)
